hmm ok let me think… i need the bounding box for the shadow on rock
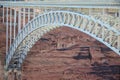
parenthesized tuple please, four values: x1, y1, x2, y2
(89, 62, 120, 80)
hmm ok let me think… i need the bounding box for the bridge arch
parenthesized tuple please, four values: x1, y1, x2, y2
(6, 11, 120, 70)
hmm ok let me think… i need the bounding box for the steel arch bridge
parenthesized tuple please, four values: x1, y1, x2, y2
(1, 1, 120, 80)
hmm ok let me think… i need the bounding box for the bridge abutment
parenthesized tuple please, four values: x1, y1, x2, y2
(4, 69, 22, 80)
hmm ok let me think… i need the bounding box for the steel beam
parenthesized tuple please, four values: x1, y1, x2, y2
(10, 8, 12, 47)
(28, 8, 30, 22)
(3, 6, 4, 23)
(23, 8, 26, 27)
(14, 8, 16, 40)
(33, 8, 35, 18)
(18, 8, 21, 33)
(0, 1, 120, 9)
(6, 7, 8, 54)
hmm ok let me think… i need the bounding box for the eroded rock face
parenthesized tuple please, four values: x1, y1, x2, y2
(0, 22, 6, 80)
(22, 27, 120, 80)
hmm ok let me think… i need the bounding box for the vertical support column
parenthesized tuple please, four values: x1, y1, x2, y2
(89, 22, 95, 33)
(4, 69, 12, 80)
(109, 31, 113, 45)
(9, 8, 12, 47)
(33, 8, 35, 18)
(4, 71, 8, 80)
(39, 7, 42, 14)
(44, 7, 47, 12)
(102, 8, 105, 15)
(23, 8, 25, 27)
(14, 69, 22, 80)
(28, 8, 30, 22)
(18, 8, 21, 33)
(118, 35, 120, 50)
(3, 6, 4, 23)
(89, 8, 92, 15)
(115, 11, 117, 17)
(14, 72, 17, 80)
(6, 7, 8, 54)
(102, 27, 105, 39)
(71, 14, 75, 25)
(119, 9, 120, 18)
(79, 8, 81, 13)
(17, 71, 22, 80)
(14, 8, 16, 40)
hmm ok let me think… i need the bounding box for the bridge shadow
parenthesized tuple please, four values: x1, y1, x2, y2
(89, 63, 120, 80)
(73, 47, 91, 60)
(56, 46, 91, 60)
(56, 44, 79, 51)
(101, 47, 112, 52)
(72, 53, 90, 60)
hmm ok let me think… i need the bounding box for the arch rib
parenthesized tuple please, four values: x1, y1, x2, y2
(5, 11, 120, 70)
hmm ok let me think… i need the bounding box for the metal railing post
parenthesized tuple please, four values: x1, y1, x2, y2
(10, 8, 12, 47)
(14, 8, 16, 40)
(6, 7, 8, 54)
(3, 6, 4, 23)
(23, 8, 25, 27)
(18, 8, 21, 33)
(28, 8, 30, 22)
(33, 8, 35, 18)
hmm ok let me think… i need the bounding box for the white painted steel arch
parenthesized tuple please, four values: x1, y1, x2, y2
(5, 11, 120, 70)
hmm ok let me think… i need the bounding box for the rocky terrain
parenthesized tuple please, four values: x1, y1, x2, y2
(22, 27, 120, 80)
(0, 21, 6, 80)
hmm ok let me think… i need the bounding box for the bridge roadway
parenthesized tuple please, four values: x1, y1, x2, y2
(0, 0, 120, 8)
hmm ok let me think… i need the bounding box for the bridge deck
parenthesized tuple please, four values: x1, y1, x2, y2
(0, 1, 120, 8)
